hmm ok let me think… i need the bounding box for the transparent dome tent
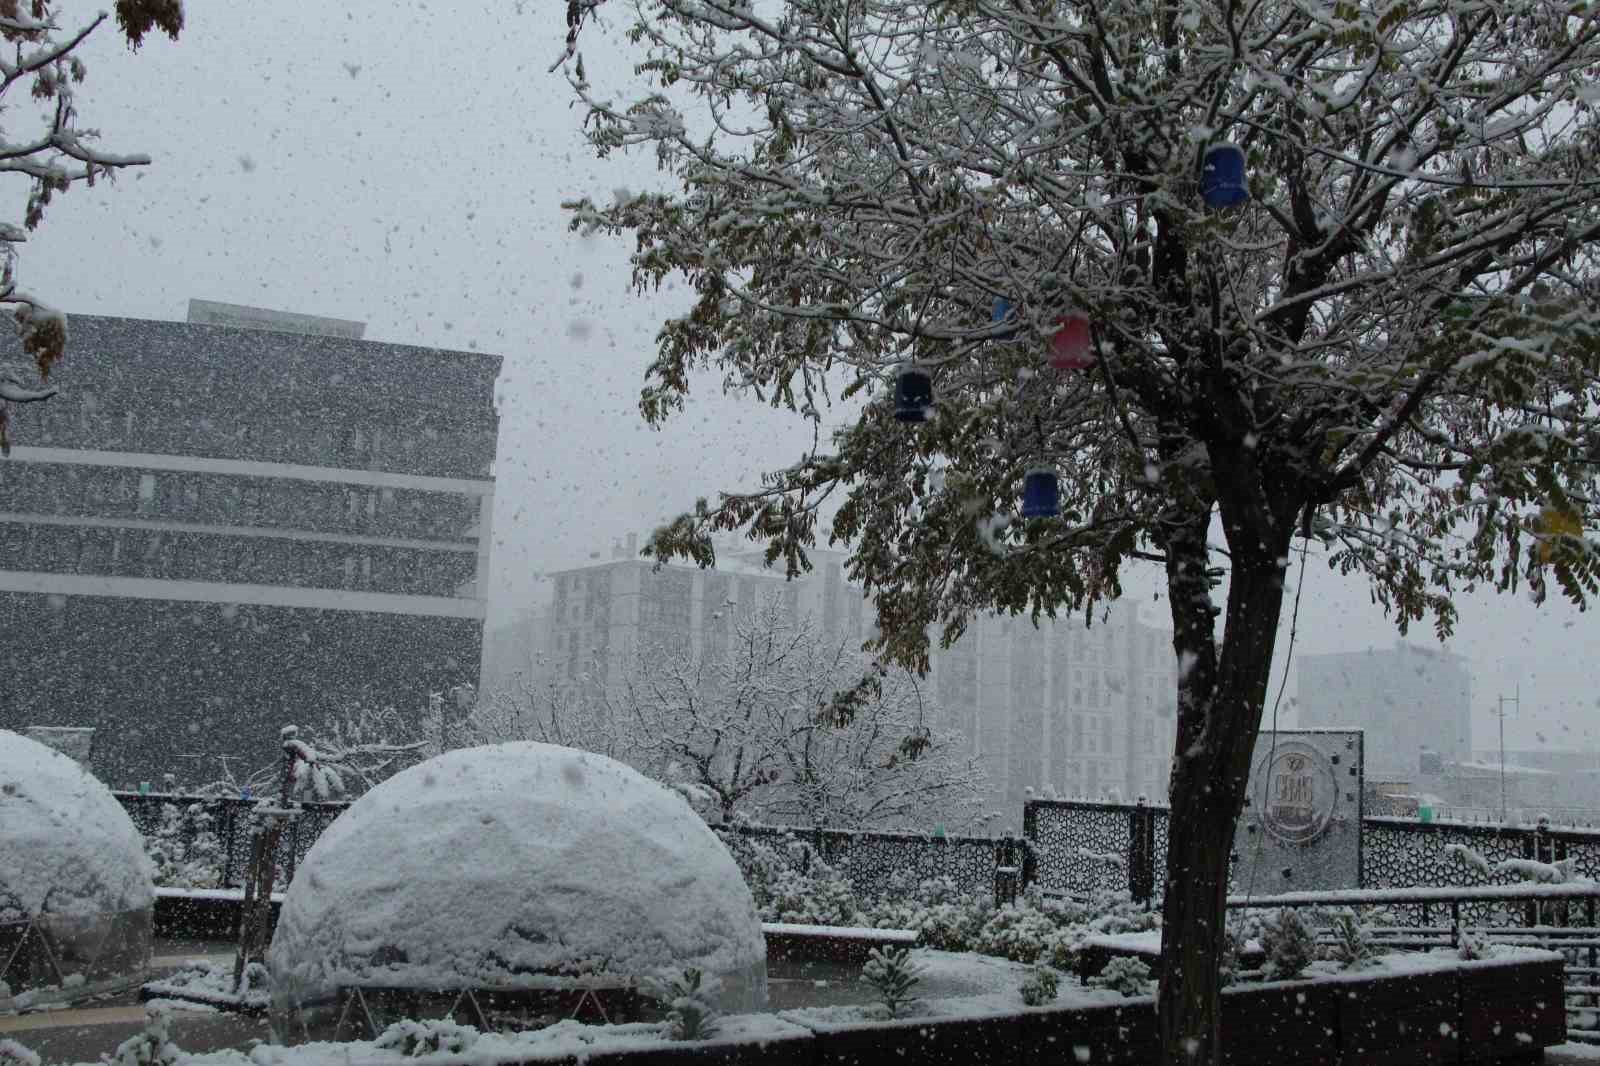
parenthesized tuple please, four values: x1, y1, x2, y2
(268, 742, 767, 1038)
(0, 729, 155, 1011)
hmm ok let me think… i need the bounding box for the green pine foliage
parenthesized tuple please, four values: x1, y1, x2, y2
(1089, 956, 1154, 998)
(643, 968, 721, 1041)
(862, 946, 924, 1018)
(1019, 965, 1060, 1006)
(1262, 908, 1316, 980)
(1328, 908, 1377, 969)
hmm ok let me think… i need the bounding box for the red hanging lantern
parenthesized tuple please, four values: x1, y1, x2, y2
(1049, 313, 1094, 370)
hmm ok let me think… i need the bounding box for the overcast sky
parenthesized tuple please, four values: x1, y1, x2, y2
(19, 4, 1594, 753)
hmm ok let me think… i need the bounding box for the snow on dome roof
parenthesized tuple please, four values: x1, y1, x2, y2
(0, 729, 154, 921)
(268, 742, 768, 1013)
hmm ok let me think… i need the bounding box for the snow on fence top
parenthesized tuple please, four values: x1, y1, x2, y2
(266, 742, 769, 1014)
(0, 729, 153, 920)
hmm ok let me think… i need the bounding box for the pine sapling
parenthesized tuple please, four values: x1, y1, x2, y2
(862, 946, 924, 1018)
(643, 967, 721, 1040)
(109, 1004, 180, 1066)
(1328, 908, 1375, 968)
(1262, 908, 1315, 980)
(1019, 965, 1060, 1006)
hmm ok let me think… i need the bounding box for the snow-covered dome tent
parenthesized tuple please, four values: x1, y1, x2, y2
(268, 742, 768, 1026)
(0, 729, 155, 1010)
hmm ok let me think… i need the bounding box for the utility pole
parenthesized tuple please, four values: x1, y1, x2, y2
(1497, 688, 1520, 822)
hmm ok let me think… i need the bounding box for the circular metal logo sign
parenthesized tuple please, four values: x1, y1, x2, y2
(1255, 741, 1340, 845)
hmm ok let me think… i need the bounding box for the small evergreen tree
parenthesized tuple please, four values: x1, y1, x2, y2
(1089, 956, 1154, 998)
(862, 946, 924, 1018)
(1261, 909, 1315, 980)
(643, 967, 720, 1040)
(1328, 909, 1375, 969)
(109, 1004, 179, 1066)
(1019, 965, 1060, 1006)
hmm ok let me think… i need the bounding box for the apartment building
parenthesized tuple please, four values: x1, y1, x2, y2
(0, 305, 501, 786)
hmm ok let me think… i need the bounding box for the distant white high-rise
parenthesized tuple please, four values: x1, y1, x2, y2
(1296, 643, 1473, 778)
(536, 541, 1180, 820)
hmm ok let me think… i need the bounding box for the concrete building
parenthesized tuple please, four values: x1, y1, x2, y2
(538, 540, 1179, 819)
(930, 599, 1179, 816)
(0, 308, 500, 787)
(1295, 643, 1473, 779)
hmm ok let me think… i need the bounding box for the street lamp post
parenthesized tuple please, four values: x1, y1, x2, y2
(1497, 688, 1521, 822)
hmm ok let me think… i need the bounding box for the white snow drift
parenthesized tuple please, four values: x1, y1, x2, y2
(0, 729, 154, 1007)
(267, 742, 768, 1015)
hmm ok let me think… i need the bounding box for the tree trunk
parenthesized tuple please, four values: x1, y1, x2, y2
(1156, 518, 1295, 1064)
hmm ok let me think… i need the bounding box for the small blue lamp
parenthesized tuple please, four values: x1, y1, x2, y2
(894, 364, 934, 423)
(991, 297, 1020, 340)
(1021, 467, 1060, 518)
(1201, 143, 1248, 208)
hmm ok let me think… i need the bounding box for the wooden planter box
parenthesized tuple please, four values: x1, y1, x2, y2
(1334, 967, 1458, 1066)
(799, 1010, 1024, 1066)
(565, 1017, 815, 1066)
(1221, 978, 1340, 1066)
(1458, 954, 1566, 1062)
(1022, 998, 1157, 1066)
(761, 923, 918, 968)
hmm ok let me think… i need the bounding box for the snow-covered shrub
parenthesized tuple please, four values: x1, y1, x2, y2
(374, 1019, 479, 1056)
(1019, 965, 1060, 1006)
(1218, 923, 1244, 987)
(109, 1004, 180, 1066)
(1261, 908, 1315, 980)
(1327, 908, 1376, 969)
(1458, 930, 1492, 961)
(975, 898, 1067, 963)
(1495, 857, 1579, 884)
(718, 832, 864, 925)
(763, 863, 861, 925)
(1089, 956, 1153, 998)
(143, 802, 224, 889)
(1081, 890, 1161, 935)
(866, 874, 994, 952)
(0, 1040, 40, 1066)
(1043, 928, 1082, 972)
(862, 946, 923, 1018)
(643, 967, 721, 1041)
(1444, 843, 1493, 878)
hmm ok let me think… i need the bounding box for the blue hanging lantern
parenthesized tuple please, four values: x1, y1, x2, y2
(894, 364, 934, 423)
(1021, 467, 1060, 518)
(991, 297, 1020, 340)
(1200, 142, 1248, 208)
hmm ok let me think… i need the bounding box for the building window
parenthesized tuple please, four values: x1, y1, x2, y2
(138, 473, 156, 504)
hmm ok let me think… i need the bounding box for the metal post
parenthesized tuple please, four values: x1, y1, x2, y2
(1497, 688, 1520, 822)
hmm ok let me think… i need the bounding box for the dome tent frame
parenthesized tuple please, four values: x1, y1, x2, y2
(0, 730, 155, 1011)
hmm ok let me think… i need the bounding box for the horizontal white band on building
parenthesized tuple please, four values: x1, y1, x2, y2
(8, 447, 496, 496)
(0, 570, 486, 619)
(0, 512, 480, 553)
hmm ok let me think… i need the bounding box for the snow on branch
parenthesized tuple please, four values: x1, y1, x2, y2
(0, 1, 181, 454)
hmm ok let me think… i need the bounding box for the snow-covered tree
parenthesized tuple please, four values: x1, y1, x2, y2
(298, 702, 442, 795)
(561, 0, 1600, 1059)
(607, 593, 987, 829)
(0, 0, 182, 455)
(463, 667, 625, 757)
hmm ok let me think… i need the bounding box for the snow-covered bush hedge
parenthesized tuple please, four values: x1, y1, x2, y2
(866, 873, 994, 952)
(142, 802, 224, 890)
